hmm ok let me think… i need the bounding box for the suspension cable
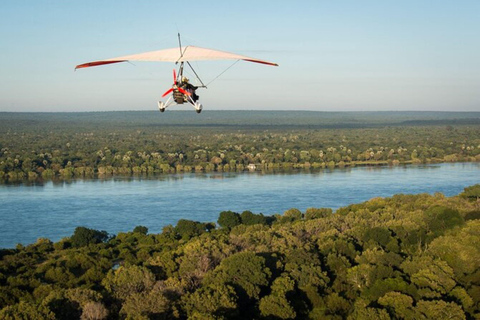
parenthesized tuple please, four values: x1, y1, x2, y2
(206, 60, 240, 87)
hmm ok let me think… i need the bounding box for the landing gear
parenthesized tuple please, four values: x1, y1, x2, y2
(157, 101, 165, 113)
(194, 102, 203, 114)
(158, 95, 203, 114)
(158, 62, 205, 114)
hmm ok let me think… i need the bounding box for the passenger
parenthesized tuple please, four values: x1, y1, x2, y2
(181, 77, 199, 102)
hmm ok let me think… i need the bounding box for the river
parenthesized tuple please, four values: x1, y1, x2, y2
(0, 162, 478, 248)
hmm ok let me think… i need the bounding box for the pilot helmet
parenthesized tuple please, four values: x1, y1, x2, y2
(182, 77, 189, 83)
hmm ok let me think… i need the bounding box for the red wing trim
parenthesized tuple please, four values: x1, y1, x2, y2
(75, 60, 127, 70)
(242, 59, 278, 66)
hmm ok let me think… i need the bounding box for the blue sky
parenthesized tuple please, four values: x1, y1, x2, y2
(0, 1, 479, 112)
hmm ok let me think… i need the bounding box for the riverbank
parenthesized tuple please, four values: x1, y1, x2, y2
(1, 157, 479, 184)
(1, 185, 479, 318)
(1, 110, 479, 183)
(2, 162, 478, 248)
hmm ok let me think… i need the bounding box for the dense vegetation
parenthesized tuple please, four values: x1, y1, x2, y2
(0, 185, 479, 319)
(0, 111, 479, 182)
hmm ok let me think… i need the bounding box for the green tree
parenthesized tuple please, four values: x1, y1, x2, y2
(102, 265, 155, 300)
(325, 292, 351, 318)
(217, 211, 241, 229)
(378, 292, 416, 319)
(42, 290, 83, 320)
(278, 208, 302, 223)
(401, 256, 456, 298)
(120, 289, 169, 319)
(70, 227, 108, 248)
(415, 300, 466, 320)
(81, 302, 108, 320)
(0, 301, 55, 320)
(304, 207, 332, 220)
(427, 222, 480, 278)
(259, 276, 296, 319)
(182, 284, 238, 319)
(449, 287, 474, 314)
(460, 184, 480, 200)
(175, 219, 212, 240)
(133, 226, 148, 235)
(363, 227, 392, 248)
(348, 299, 391, 320)
(424, 206, 464, 236)
(240, 210, 267, 225)
(204, 252, 271, 301)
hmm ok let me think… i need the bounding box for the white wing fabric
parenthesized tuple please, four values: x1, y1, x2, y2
(75, 46, 278, 69)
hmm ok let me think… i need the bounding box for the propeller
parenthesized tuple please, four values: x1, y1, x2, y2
(162, 68, 190, 97)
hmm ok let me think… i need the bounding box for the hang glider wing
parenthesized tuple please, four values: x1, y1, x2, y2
(75, 46, 278, 70)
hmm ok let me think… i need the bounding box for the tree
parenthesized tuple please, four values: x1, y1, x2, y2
(325, 292, 351, 318)
(305, 207, 332, 220)
(217, 211, 241, 229)
(120, 290, 169, 319)
(204, 252, 271, 301)
(175, 219, 212, 240)
(460, 184, 480, 200)
(424, 206, 464, 236)
(32, 238, 54, 253)
(449, 287, 474, 314)
(42, 290, 83, 320)
(259, 276, 296, 319)
(415, 300, 466, 320)
(348, 299, 391, 320)
(0, 301, 55, 320)
(182, 284, 238, 318)
(378, 292, 416, 319)
(133, 226, 148, 235)
(281, 208, 302, 223)
(401, 256, 456, 298)
(70, 227, 108, 248)
(102, 265, 155, 300)
(427, 223, 480, 278)
(363, 227, 392, 248)
(240, 210, 267, 225)
(362, 277, 410, 302)
(81, 302, 108, 320)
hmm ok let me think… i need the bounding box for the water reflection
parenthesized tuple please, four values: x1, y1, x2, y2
(4, 162, 456, 188)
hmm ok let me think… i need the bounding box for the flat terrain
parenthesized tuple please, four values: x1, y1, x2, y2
(1, 110, 480, 129)
(1, 111, 479, 181)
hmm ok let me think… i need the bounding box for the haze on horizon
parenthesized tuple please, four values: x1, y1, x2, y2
(0, 1, 479, 113)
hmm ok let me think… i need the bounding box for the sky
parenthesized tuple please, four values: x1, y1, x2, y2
(0, 1, 479, 112)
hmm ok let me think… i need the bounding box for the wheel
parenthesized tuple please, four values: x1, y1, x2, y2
(157, 101, 165, 113)
(194, 102, 203, 114)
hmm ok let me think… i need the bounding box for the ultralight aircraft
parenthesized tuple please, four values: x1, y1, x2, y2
(75, 35, 278, 113)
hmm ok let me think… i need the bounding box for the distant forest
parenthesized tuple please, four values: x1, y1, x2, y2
(0, 111, 479, 182)
(0, 185, 479, 319)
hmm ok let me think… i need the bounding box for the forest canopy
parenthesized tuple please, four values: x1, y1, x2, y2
(0, 111, 479, 182)
(1, 185, 479, 319)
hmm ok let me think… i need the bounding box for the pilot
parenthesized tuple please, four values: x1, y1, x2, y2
(181, 77, 199, 102)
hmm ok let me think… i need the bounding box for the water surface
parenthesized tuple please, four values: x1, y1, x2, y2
(0, 163, 478, 248)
